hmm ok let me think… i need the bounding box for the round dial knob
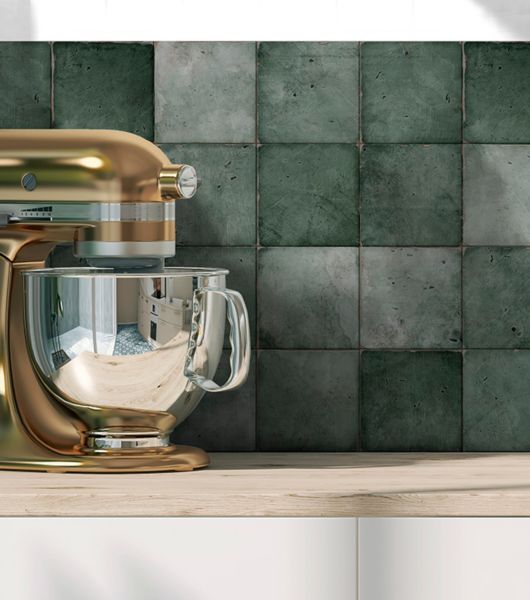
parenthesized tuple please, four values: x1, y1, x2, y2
(159, 165, 198, 200)
(177, 165, 198, 199)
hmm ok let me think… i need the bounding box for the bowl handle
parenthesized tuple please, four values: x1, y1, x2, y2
(184, 287, 251, 392)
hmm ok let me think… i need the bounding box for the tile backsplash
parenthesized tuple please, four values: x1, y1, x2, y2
(4, 41, 530, 452)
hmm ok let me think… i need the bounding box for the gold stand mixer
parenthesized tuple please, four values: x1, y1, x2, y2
(0, 130, 251, 472)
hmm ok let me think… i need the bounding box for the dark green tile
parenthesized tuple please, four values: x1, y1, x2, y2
(258, 42, 358, 143)
(0, 43, 51, 128)
(464, 350, 530, 450)
(361, 42, 462, 143)
(161, 144, 256, 246)
(360, 144, 461, 246)
(54, 43, 154, 139)
(259, 144, 358, 246)
(361, 351, 462, 451)
(463, 247, 530, 347)
(257, 350, 358, 451)
(465, 43, 530, 143)
(173, 350, 256, 451)
(167, 247, 256, 348)
(258, 248, 358, 349)
(360, 248, 461, 348)
(155, 43, 255, 143)
(464, 145, 530, 245)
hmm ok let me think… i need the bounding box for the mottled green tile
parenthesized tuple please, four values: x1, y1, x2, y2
(258, 248, 358, 349)
(155, 43, 255, 143)
(463, 247, 530, 347)
(173, 351, 256, 451)
(464, 145, 530, 245)
(259, 144, 358, 246)
(361, 351, 462, 451)
(0, 43, 51, 128)
(361, 248, 461, 348)
(361, 42, 462, 143)
(167, 247, 256, 348)
(161, 144, 256, 246)
(258, 42, 358, 143)
(54, 43, 154, 139)
(467, 350, 530, 449)
(360, 144, 461, 246)
(465, 43, 530, 143)
(464, 350, 530, 450)
(257, 350, 358, 451)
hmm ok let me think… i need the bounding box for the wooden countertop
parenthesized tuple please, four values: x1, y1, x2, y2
(1, 453, 530, 517)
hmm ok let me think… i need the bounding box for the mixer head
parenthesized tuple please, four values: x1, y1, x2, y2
(0, 130, 198, 268)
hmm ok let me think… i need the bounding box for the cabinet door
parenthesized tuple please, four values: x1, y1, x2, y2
(159, 303, 184, 326)
(156, 318, 179, 344)
(0, 517, 357, 600)
(360, 518, 530, 600)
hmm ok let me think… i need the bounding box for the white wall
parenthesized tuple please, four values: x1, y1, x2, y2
(117, 278, 139, 324)
(0, 0, 529, 41)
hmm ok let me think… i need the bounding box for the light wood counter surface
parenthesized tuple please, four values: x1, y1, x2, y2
(1, 453, 530, 517)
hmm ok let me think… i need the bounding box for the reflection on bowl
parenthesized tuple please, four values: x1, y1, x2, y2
(24, 268, 235, 446)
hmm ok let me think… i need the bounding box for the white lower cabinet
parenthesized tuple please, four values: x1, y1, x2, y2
(0, 517, 357, 600)
(359, 518, 530, 600)
(10, 516, 530, 599)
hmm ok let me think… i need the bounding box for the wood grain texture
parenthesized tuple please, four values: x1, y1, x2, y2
(1, 453, 530, 517)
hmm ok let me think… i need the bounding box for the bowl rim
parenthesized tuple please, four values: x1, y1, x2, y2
(23, 266, 230, 279)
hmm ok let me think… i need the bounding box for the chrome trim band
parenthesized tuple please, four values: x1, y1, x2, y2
(0, 201, 175, 223)
(75, 240, 175, 258)
(87, 434, 170, 450)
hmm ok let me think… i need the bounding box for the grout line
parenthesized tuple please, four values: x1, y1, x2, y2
(254, 42, 260, 451)
(50, 42, 55, 127)
(357, 42, 363, 452)
(176, 244, 530, 249)
(460, 42, 467, 144)
(460, 41, 465, 452)
(256, 347, 529, 351)
(227, 141, 530, 146)
(358, 42, 363, 146)
(255, 41, 260, 147)
(161, 141, 525, 147)
(260, 348, 456, 352)
(151, 42, 156, 142)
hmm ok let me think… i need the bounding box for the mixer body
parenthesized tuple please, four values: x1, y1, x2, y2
(0, 130, 250, 472)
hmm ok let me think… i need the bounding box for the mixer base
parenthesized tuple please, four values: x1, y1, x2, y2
(0, 444, 210, 473)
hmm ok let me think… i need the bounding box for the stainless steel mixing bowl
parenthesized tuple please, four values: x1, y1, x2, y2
(23, 267, 250, 450)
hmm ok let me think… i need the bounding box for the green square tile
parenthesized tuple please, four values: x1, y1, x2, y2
(167, 247, 256, 348)
(465, 43, 530, 143)
(463, 247, 530, 347)
(464, 145, 530, 245)
(0, 43, 51, 128)
(360, 144, 461, 246)
(54, 43, 154, 139)
(464, 350, 530, 450)
(258, 42, 358, 143)
(259, 144, 358, 246)
(361, 248, 461, 348)
(258, 248, 358, 349)
(361, 351, 462, 451)
(173, 350, 256, 451)
(160, 144, 256, 246)
(257, 350, 358, 451)
(361, 42, 462, 143)
(155, 43, 256, 143)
